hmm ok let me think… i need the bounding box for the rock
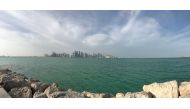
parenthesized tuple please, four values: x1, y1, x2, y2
(3, 76, 29, 91)
(0, 72, 29, 91)
(9, 86, 32, 98)
(50, 91, 66, 98)
(0, 86, 11, 98)
(179, 94, 190, 98)
(44, 83, 61, 98)
(0, 74, 10, 84)
(31, 82, 49, 92)
(0, 69, 11, 75)
(0, 71, 6, 76)
(82, 91, 106, 98)
(179, 82, 190, 96)
(116, 93, 125, 98)
(99, 93, 113, 98)
(0, 72, 4, 76)
(64, 89, 84, 98)
(143, 80, 178, 98)
(65, 89, 113, 98)
(125, 91, 152, 98)
(33, 92, 47, 98)
(82, 91, 97, 98)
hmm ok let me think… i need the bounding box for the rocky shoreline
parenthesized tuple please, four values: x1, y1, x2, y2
(0, 69, 190, 98)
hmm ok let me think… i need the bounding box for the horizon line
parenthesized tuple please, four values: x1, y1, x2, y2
(0, 55, 189, 59)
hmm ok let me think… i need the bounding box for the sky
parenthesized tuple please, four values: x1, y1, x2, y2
(0, 10, 190, 58)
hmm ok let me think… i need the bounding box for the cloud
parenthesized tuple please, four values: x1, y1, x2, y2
(120, 10, 141, 33)
(0, 11, 89, 56)
(117, 14, 161, 47)
(81, 11, 162, 48)
(82, 33, 112, 46)
(1, 10, 190, 57)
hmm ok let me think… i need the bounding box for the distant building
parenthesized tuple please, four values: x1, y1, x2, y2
(45, 51, 117, 58)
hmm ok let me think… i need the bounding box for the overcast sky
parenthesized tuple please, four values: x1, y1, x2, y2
(0, 10, 190, 58)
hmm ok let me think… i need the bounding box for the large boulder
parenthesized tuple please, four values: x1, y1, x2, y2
(115, 93, 125, 98)
(4, 76, 29, 91)
(143, 80, 179, 98)
(31, 82, 49, 92)
(44, 83, 62, 98)
(0, 73, 29, 91)
(9, 86, 32, 98)
(125, 91, 152, 98)
(179, 82, 190, 96)
(33, 92, 47, 98)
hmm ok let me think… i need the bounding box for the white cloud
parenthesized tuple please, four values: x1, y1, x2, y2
(1, 11, 190, 57)
(0, 11, 88, 56)
(82, 33, 111, 46)
(120, 10, 141, 33)
(120, 17, 161, 46)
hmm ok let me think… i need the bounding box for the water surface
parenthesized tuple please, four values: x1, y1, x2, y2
(0, 57, 190, 94)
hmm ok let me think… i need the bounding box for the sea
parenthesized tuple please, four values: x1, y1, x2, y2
(0, 57, 190, 94)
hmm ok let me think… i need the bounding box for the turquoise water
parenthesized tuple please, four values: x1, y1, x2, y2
(0, 57, 190, 94)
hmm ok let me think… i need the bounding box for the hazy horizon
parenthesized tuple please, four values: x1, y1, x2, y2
(1, 11, 190, 58)
(0, 55, 189, 58)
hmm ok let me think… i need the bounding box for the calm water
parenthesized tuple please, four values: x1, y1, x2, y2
(0, 57, 190, 94)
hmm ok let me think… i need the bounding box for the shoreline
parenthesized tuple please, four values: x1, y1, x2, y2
(0, 69, 190, 98)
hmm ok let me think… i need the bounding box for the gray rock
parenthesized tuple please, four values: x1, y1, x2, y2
(64, 89, 84, 98)
(44, 83, 61, 98)
(31, 82, 49, 92)
(125, 91, 152, 98)
(3, 76, 29, 91)
(0, 72, 29, 91)
(33, 92, 47, 98)
(143, 80, 178, 98)
(0, 74, 10, 84)
(82, 91, 112, 98)
(0, 87, 11, 98)
(9, 86, 32, 98)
